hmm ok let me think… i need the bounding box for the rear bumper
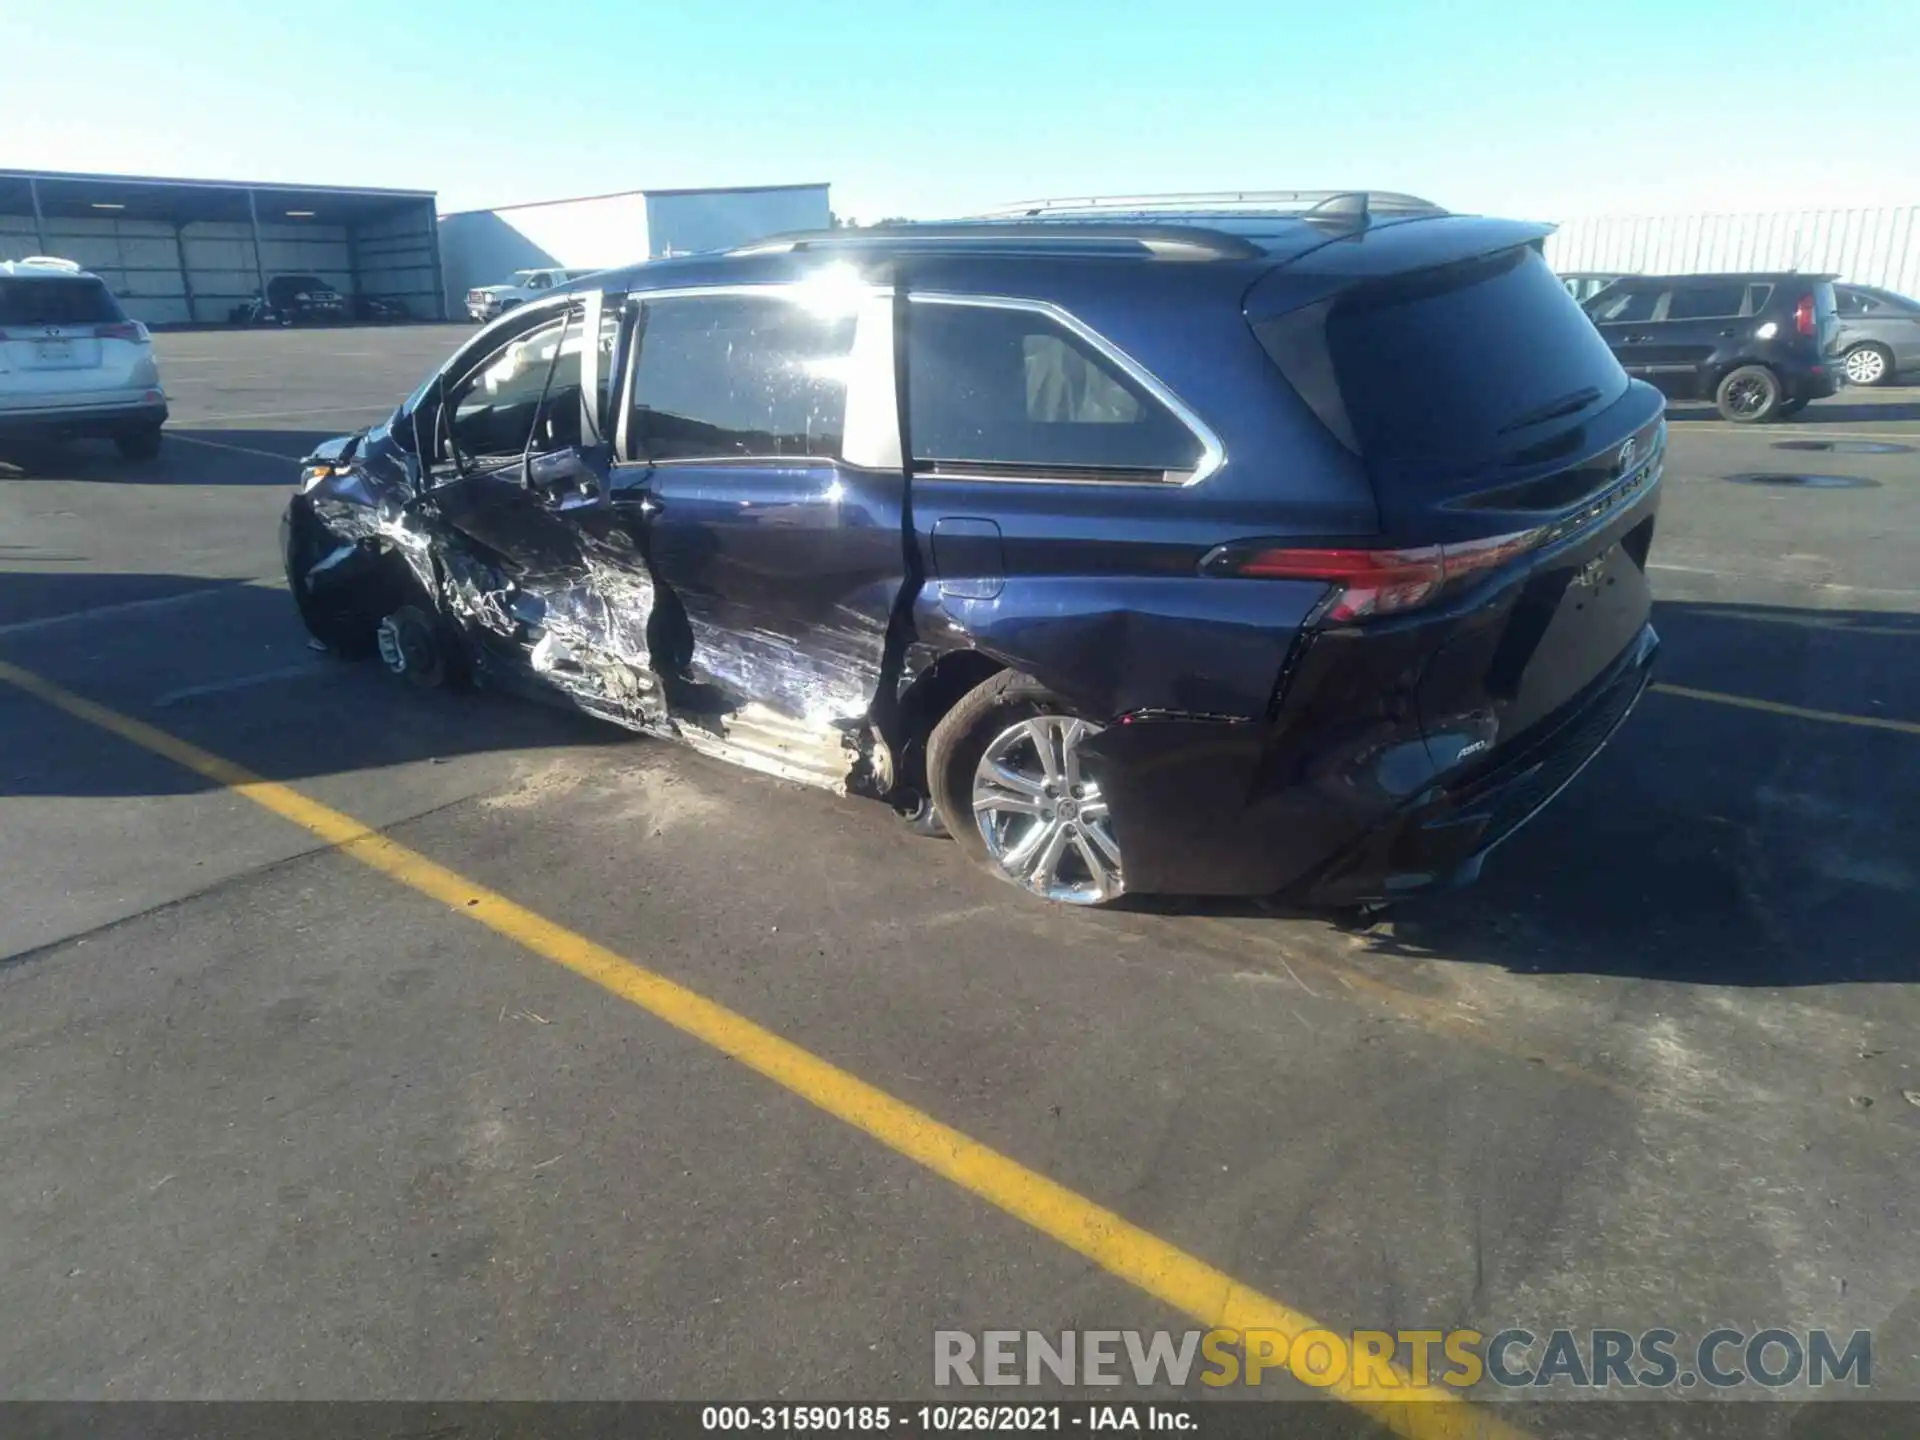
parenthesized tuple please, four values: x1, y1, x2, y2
(0, 396, 168, 439)
(1792, 365, 1840, 401)
(1301, 622, 1658, 904)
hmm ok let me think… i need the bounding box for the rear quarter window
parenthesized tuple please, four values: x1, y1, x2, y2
(1270, 246, 1629, 470)
(908, 302, 1204, 477)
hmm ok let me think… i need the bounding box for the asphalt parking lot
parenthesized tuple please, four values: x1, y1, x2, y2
(3, 325, 1918, 1436)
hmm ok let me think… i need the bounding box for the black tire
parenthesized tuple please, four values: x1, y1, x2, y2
(927, 671, 1055, 869)
(376, 604, 453, 688)
(891, 789, 949, 839)
(1842, 343, 1894, 388)
(1776, 397, 1810, 417)
(925, 670, 1123, 905)
(1716, 364, 1781, 423)
(114, 424, 162, 460)
(283, 506, 382, 658)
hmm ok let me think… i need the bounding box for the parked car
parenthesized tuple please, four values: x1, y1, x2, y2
(1560, 271, 1630, 304)
(0, 257, 167, 459)
(1833, 283, 1920, 387)
(285, 192, 1663, 908)
(354, 294, 412, 324)
(466, 268, 596, 322)
(1584, 272, 1843, 421)
(229, 275, 349, 326)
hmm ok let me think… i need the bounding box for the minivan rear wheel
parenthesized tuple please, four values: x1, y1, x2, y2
(926, 671, 1125, 904)
(1716, 365, 1781, 422)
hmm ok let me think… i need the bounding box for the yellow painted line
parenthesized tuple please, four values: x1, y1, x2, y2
(1653, 682, 1920, 737)
(0, 655, 1520, 1440)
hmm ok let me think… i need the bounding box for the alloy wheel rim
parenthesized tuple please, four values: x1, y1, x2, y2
(1727, 376, 1770, 416)
(972, 715, 1124, 904)
(1845, 348, 1885, 384)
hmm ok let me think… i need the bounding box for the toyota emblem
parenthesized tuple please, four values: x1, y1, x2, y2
(1618, 438, 1638, 475)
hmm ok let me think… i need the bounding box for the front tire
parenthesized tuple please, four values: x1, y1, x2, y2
(1716, 364, 1781, 422)
(926, 672, 1125, 904)
(1843, 343, 1893, 387)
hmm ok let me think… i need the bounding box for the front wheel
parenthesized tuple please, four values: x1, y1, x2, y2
(926, 672, 1125, 904)
(1716, 365, 1781, 422)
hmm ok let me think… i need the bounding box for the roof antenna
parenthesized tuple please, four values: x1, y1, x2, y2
(1303, 192, 1371, 228)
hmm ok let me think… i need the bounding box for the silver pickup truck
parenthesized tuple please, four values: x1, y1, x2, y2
(465, 268, 597, 322)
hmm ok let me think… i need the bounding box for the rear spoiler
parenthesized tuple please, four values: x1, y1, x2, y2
(1246, 216, 1557, 312)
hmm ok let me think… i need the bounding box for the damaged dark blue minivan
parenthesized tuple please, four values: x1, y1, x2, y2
(283, 191, 1664, 907)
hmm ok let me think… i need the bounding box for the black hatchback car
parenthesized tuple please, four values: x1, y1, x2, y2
(284, 191, 1664, 907)
(1584, 272, 1844, 421)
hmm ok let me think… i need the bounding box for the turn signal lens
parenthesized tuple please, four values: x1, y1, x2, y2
(1201, 528, 1544, 623)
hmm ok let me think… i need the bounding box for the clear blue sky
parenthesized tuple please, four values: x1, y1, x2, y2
(7, 0, 1915, 223)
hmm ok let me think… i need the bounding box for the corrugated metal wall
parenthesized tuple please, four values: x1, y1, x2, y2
(645, 186, 829, 257)
(436, 192, 652, 317)
(179, 220, 352, 323)
(2, 196, 441, 325)
(0, 215, 195, 325)
(1547, 208, 1920, 294)
(350, 206, 444, 320)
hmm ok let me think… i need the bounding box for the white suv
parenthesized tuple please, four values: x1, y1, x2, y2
(0, 257, 168, 459)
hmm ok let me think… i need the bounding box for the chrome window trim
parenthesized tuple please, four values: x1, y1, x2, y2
(909, 291, 1225, 486)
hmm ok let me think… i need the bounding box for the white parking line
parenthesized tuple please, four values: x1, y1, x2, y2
(153, 661, 327, 708)
(178, 403, 387, 425)
(1648, 561, 1920, 599)
(1679, 424, 1918, 443)
(0, 579, 284, 639)
(167, 433, 307, 463)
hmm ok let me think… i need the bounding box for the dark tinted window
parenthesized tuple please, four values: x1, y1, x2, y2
(1588, 286, 1658, 324)
(909, 302, 1202, 475)
(1310, 246, 1629, 467)
(629, 294, 853, 462)
(0, 277, 125, 326)
(1745, 283, 1775, 313)
(1836, 288, 1872, 316)
(1665, 283, 1746, 320)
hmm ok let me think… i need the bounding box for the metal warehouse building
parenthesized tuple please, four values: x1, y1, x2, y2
(1546, 206, 1920, 294)
(436, 182, 830, 317)
(0, 168, 445, 326)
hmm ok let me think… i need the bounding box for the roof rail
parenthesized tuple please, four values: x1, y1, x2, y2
(733, 222, 1267, 262)
(979, 190, 1445, 219)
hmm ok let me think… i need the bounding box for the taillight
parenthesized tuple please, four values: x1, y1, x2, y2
(1794, 295, 1816, 336)
(95, 321, 143, 341)
(1201, 528, 1543, 624)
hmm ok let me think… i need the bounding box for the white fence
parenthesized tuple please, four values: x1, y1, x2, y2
(1545, 208, 1920, 295)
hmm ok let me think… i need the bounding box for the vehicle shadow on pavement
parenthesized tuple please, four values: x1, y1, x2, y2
(0, 428, 330, 483)
(1356, 599, 1920, 986)
(0, 571, 624, 800)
